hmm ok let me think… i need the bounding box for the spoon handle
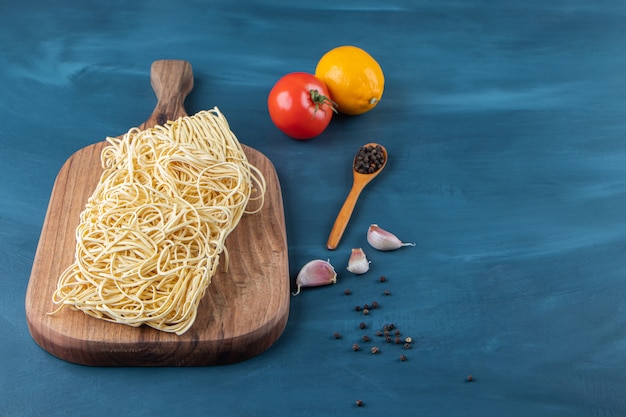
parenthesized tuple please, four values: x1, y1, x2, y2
(327, 183, 365, 250)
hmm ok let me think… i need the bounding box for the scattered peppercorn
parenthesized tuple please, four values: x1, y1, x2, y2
(466, 375, 473, 382)
(354, 144, 386, 174)
(334, 268, 415, 364)
(355, 400, 364, 407)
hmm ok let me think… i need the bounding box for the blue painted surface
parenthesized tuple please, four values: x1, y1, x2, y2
(2, 0, 626, 415)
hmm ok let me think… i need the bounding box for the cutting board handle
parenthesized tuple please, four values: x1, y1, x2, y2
(139, 60, 194, 130)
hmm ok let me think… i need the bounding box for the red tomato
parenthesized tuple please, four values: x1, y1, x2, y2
(267, 72, 336, 140)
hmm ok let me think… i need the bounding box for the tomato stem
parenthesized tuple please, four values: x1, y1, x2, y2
(309, 89, 337, 118)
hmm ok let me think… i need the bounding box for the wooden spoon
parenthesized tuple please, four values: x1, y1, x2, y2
(326, 143, 388, 250)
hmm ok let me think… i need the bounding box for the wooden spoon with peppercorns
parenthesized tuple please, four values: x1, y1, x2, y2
(327, 143, 387, 250)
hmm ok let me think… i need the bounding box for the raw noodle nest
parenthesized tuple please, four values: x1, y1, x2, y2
(51, 108, 265, 335)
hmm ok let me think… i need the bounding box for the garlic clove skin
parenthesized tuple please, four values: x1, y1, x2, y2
(292, 259, 337, 296)
(367, 224, 416, 251)
(347, 248, 370, 275)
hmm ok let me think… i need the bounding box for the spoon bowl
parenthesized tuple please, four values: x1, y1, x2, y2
(327, 143, 387, 250)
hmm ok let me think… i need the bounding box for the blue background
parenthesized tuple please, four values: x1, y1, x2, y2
(2, 0, 626, 416)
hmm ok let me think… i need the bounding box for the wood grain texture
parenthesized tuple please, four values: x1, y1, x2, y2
(24, 60, 289, 366)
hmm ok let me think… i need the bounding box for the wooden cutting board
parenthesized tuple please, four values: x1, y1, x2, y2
(25, 60, 290, 366)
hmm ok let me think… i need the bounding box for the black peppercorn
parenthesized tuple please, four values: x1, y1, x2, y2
(400, 354, 407, 362)
(333, 332, 341, 339)
(344, 288, 351, 295)
(379, 275, 387, 282)
(353, 144, 386, 175)
(355, 399, 364, 407)
(352, 343, 360, 351)
(359, 322, 366, 329)
(362, 335, 370, 342)
(371, 301, 379, 309)
(370, 346, 379, 354)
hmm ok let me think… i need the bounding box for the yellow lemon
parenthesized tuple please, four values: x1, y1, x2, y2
(315, 45, 384, 115)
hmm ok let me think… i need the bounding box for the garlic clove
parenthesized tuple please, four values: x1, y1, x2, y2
(367, 224, 416, 251)
(347, 248, 370, 275)
(292, 259, 337, 295)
